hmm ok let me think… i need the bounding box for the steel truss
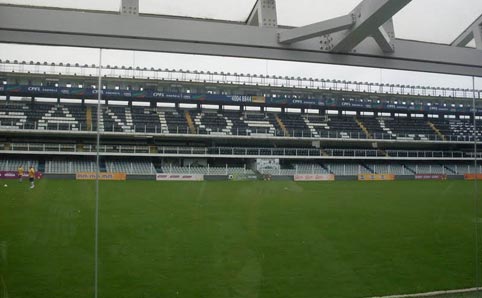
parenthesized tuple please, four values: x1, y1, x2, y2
(0, 1, 481, 76)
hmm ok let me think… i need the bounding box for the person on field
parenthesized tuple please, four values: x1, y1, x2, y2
(18, 165, 24, 182)
(28, 165, 35, 189)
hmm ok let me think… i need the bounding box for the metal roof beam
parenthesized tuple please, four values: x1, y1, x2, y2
(475, 25, 482, 49)
(451, 14, 482, 49)
(0, 5, 482, 77)
(278, 15, 354, 44)
(120, 0, 139, 16)
(321, 0, 411, 53)
(370, 17, 397, 53)
(372, 26, 393, 53)
(247, 0, 277, 28)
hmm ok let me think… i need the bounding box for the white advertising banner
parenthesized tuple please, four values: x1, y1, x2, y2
(256, 158, 280, 171)
(294, 174, 335, 181)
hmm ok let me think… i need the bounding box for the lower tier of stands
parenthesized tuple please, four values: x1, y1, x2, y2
(1, 158, 481, 176)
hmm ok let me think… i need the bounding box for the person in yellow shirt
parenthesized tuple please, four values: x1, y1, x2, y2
(18, 165, 24, 182)
(28, 165, 35, 189)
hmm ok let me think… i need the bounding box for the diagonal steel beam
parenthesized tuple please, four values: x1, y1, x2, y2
(278, 14, 354, 44)
(451, 14, 482, 48)
(247, 0, 277, 28)
(371, 18, 395, 53)
(475, 24, 482, 49)
(321, 0, 411, 53)
(372, 26, 393, 52)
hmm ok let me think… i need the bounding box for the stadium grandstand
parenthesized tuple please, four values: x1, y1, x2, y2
(0, 60, 480, 179)
(1, 0, 482, 298)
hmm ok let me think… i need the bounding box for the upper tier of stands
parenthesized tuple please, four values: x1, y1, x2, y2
(1, 102, 480, 141)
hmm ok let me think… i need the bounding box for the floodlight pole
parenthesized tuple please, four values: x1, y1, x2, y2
(94, 48, 102, 298)
(473, 77, 480, 295)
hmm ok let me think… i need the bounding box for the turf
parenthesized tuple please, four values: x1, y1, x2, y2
(0, 179, 481, 298)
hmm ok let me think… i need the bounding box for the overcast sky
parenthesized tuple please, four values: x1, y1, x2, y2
(0, 0, 481, 91)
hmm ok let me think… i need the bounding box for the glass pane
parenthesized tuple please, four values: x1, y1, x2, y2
(0, 46, 101, 298)
(0, 41, 481, 298)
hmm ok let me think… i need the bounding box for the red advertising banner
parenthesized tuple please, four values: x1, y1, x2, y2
(415, 174, 447, 180)
(464, 174, 482, 180)
(0, 171, 43, 179)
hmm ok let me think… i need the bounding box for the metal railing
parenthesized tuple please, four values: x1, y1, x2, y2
(1, 120, 481, 142)
(1, 61, 480, 99)
(3, 143, 479, 159)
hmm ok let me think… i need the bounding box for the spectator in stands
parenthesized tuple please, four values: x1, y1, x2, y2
(18, 165, 24, 182)
(28, 165, 35, 189)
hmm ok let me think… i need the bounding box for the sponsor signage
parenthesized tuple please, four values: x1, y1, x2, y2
(294, 174, 335, 181)
(415, 174, 447, 180)
(252, 96, 266, 104)
(2, 84, 480, 115)
(0, 171, 42, 179)
(76, 172, 126, 180)
(228, 173, 258, 181)
(358, 173, 395, 181)
(156, 174, 204, 181)
(256, 158, 280, 171)
(464, 174, 482, 180)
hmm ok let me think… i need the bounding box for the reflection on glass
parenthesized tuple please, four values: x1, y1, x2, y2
(0, 45, 481, 298)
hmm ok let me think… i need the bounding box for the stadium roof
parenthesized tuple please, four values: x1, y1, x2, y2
(0, 0, 481, 78)
(0, 0, 481, 46)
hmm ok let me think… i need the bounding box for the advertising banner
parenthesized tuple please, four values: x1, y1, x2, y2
(156, 174, 204, 181)
(256, 158, 280, 171)
(358, 174, 395, 181)
(3, 84, 482, 115)
(464, 174, 482, 180)
(76, 172, 127, 181)
(228, 173, 258, 181)
(294, 174, 335, 181)
(415, 174, 447, 180)
(0, 171, 43, 179)
(252, 96, 266, 104)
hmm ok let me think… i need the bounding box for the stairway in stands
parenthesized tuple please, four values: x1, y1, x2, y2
(443, 165, 457, 174)
(99, 159, 107, 172)
(38, 159, 46, 173)
(427, 121, 447, 141)
(401, 164, 416, 174)
(355, 117, 372, 139)
(360, 163, 375, 173)
(184, 111, 197, 134)
(319, 163, 333, 174)
(274, 114, 290, 136)
(86, 106, 92, 131)
(152, 161, 163, 173)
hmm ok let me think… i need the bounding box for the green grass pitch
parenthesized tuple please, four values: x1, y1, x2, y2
(0, 179, 481, 298)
